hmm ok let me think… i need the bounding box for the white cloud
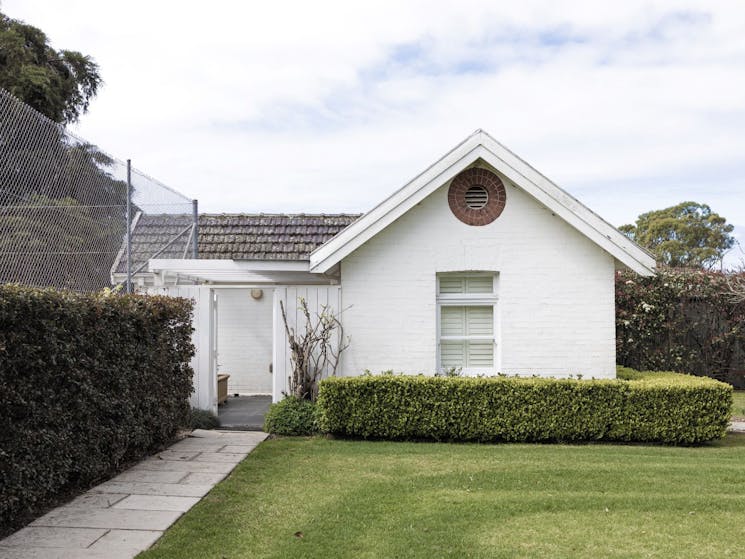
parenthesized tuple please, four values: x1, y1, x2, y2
(3, 0, 744, 247)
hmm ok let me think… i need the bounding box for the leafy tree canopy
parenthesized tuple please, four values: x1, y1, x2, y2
(0, 11, 101, 123)
(620, 201, 735, 269)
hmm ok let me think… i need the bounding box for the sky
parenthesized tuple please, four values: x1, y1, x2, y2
(4, 0, 745, 267)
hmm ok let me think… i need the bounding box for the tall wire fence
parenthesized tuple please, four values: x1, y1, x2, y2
(0, 88, 196, 292)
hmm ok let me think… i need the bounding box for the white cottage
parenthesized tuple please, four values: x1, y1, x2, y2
(114, 130, 656, 412)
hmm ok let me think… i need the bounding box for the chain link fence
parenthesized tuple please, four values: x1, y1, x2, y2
(0, 87, 196, 292)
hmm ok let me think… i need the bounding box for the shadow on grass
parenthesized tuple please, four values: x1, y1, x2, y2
(321, 431, 742, 450)
(707, 432, 745, 448)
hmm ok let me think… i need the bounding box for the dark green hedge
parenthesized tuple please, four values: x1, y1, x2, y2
(317, 371, 731, 444)
(0, 285, 194, 530)
(263, 397, 319, 436)
(616, 269, 745, 385)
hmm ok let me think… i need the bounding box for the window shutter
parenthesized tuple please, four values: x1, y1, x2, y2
(439, 276, 465, 294)
(466, 306, 493, 336)
(438, 274, 493, 295)
(465, 276, 492, 293)
(466, 341, 493, 367)
(440, 306, 465, 336)
(440, 341, 465, 368)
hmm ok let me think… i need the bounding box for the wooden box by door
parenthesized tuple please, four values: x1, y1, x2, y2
(217, 374, 230, 405)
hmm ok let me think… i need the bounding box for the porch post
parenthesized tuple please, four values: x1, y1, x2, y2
(272, 287, 287, 403)
(193, 286, 217, 413)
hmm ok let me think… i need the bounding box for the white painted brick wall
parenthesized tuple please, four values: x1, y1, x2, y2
(339, 170, 616, 379)
(215, 288, 273, 394)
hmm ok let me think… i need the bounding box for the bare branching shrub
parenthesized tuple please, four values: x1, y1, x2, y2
(280, 298, 350, 400)
(725, 270, 745, 305)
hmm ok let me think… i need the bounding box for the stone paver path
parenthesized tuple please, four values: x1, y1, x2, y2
(0, 430, 267, 559)
(730, 421, 745, 432)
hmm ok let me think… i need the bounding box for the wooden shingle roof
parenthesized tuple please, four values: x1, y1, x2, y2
(198, 214, 361, 260)
(114, 213, 361, 275)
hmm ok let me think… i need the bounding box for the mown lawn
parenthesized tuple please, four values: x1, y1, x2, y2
(139, 435, 745, 559)
(732, 390, 745, 419)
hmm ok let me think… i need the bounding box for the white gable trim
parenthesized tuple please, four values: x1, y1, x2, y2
(309, 130, 656, 276)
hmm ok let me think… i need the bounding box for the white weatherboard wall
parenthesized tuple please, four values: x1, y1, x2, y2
(273, 286, 342, 402)
(214, 288, 273, 394)
(144, 285, 217, 412)
(339, 164, 616, 379)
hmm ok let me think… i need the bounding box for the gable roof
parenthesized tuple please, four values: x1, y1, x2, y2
(309, 130, 656, 276)
(113, 213, 360, 275)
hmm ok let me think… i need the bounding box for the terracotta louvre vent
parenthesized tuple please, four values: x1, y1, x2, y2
(448, 168, 506, 226)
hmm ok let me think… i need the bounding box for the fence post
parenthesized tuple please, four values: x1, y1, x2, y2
(192, 199, 199, 259)
(126, 159, 132, 293)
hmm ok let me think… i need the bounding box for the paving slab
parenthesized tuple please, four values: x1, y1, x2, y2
(0, 548, 134, 559)
(0, 430, 267, 559)
(0, 527, 106, 549)
(90, 481, 213, 498)
(164, 440, 228, 452)
(218, 430, 267, 444)
(729, 421, 745, 432)
(189, 430, 267, 444)
(154, 449, 201, 461)
(188, 429, 225, 438)
(179, 472, 229, 485)
(113, 495, 201, 512)
(131, 458, 235, 474)
(191, 452, 247, 463)
(30, 508, 182, 531)
(168, 439, 258, 451)
(88, 530, 162, 554)
(218, 395, 270, 430)
(111, 469, 189, 484)
(67, 492, 128, 509)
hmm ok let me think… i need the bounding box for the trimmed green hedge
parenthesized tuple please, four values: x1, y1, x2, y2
(0, 285, 194, 530)
(263, 397, 319, 436)
(316, 371, 732, 444)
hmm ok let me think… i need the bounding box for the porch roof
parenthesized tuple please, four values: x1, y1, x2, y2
(147, 259, 338, 285)
(113, 213, 361, 276)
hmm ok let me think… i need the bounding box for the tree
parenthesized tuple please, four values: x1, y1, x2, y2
(0, 11, 101, 123)
(0, 80, 130, 291)
(619, 201, 735, 269)
(616, 269, 745, 384)
(0, 14, 131, 292)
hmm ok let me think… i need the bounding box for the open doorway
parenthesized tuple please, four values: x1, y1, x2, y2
(214, 287, 274, 395)
(214, 287, 273, 429)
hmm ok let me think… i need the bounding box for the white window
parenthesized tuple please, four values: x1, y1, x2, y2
(437, 273, 498, 373)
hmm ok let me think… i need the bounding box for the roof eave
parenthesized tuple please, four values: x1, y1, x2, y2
(147, 258, 339, 285)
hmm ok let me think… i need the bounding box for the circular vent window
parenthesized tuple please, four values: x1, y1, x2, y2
(464, 185, 489, 209)
(447, 168, 506, 226)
